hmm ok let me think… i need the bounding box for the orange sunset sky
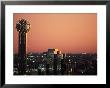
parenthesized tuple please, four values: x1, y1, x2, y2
(14, 13, 97, 54)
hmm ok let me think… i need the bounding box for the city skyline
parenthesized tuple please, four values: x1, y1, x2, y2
(14, 13, 97, 54)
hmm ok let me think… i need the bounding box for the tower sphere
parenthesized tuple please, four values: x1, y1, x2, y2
(16, 19, 30, 33)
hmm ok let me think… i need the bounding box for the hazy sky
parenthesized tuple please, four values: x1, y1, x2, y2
(14, 13, 97, 53)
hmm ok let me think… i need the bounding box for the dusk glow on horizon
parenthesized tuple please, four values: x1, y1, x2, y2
(14, 13, 97, 54)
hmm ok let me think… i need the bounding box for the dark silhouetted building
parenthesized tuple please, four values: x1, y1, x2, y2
(16, 19, 30, 75)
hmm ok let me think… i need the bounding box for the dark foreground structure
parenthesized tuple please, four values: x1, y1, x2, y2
(16, 19, 30, 75)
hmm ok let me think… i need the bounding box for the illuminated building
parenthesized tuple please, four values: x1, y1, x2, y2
(46, 49, 63, 74)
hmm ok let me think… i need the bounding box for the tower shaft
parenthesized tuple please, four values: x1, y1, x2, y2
(18, 32, 26, 75)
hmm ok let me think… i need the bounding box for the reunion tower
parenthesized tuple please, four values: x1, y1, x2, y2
(16, 19, 30, 75)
